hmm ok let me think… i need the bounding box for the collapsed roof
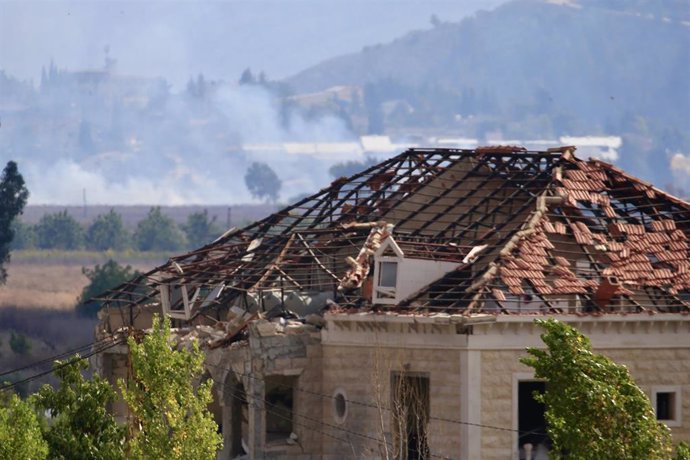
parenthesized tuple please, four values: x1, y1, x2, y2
(99, 146, 690, 318)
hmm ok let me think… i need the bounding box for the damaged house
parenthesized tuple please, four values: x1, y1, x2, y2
(96, 146, 690, 459)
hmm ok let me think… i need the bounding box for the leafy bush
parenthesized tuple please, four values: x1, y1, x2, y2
(522, 319, 672, 459)
(76, 259, 140, 317)
(120, 315, 222, 459)
(183, 210, 221, 248)
(35, 210, 84, 250)
(9, 332, 30, 355)
(9, 220, 35, 250)
(86, 209, 130, 251)
(0, 393, 48, 460)
(32, 356, 125, 460)
(133, 207, 186, 251)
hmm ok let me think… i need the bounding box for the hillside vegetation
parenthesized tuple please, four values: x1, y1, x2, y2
(288, 0, 689, 128)
(286, 0, 690, 188)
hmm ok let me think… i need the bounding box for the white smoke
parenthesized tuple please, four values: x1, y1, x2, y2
(22, 83, 355, 205)
(670, 153, 690, 175)
(25, 158, 253, 205)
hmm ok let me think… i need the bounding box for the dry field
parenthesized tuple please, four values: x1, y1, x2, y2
(0, 251, 164, 392)
(1, 262, 88, 310)
(0, 252, 163, 310)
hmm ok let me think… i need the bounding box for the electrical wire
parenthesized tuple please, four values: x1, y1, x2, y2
(0, 337, 125, 392)
(203, 361, 547, 438)
(226, 383, 453, 460)
(0, 333, 120, 378)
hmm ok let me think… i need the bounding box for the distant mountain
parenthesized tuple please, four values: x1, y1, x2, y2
(285, 0, 690, 187)
(287, 0, 689, 128)
(0, 0, 502, 89)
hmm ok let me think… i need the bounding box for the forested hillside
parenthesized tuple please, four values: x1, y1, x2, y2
(287, 0, 690, 186)
(288, 0, 689, 126)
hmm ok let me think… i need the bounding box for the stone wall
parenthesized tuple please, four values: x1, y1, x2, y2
(480, 349, 532, 460)
(480, 347, 690, 460)
(246, 320, 324, 460)
(320, 344, 462, 460)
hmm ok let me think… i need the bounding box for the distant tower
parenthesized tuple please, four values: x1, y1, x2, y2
(104, 45, 116, 73)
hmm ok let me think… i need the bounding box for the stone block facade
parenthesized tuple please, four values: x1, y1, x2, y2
(97, 313, 690, 460)
(320, 344, 462, 459)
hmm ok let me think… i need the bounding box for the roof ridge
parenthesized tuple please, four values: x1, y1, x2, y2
(590, 158, 690, 210)
(465, 191, 560, 298)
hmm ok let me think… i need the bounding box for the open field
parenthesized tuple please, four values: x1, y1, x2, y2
(0, 251, 165, 392)
(1, 251, 165, 310)
(1, 262, 87, 310)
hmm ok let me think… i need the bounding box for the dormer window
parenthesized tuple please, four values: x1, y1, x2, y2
(372, 236, 459, 306)
(378, 261, 398, 288)
(373, 238, 404, 304)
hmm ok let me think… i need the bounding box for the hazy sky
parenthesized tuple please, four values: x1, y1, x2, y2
(1, 0, 504, 89)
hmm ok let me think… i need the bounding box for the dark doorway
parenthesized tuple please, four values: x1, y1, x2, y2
(391, 373, 430, 460)
(265, 375, 297, 443)
(230, 381, 248, 457)
(518, 381, 549, 457)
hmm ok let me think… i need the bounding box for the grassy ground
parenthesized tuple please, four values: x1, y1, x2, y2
(0, 250, 163, 393)
(2, 250, 165, 310)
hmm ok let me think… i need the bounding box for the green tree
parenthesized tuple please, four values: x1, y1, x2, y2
(244, 162, 281, 202)
(328, 158, 379, 178)
(521, 319, 672, 459)
(238, 67, 256, 85)
(32, 356, 125, 460)
(0, 393, 48, 460)
(133, 207, 186, 251)
(9, 332, 30, 355)
(119, 315, 222, 460)
(0, 161, 29, 284)
(9, 219, 35, 249)
(677, 442, 690, 460)
(86, 209, 130, 251)
(35, 210, 84, 250)
(183, 210, 220, 248)
(76, 259, 140, 317)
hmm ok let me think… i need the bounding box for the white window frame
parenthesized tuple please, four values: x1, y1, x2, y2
(373, 257, 399, 304)
(160, 283, 197, 320)
(652, 385, 682, 427)
(372, 238, 404, 305)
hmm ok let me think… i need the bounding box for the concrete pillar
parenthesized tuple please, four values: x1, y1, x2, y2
(460, 350, 482, 459)
(248, 372, 265, 458)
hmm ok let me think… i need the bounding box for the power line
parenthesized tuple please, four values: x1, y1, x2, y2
(203, 361, 546, 437)
(227, 381, 452, 460)
(0, 334, 121, 378)
(0, 337, 125, 393)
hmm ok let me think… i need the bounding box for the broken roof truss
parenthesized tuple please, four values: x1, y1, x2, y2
(98, 146, 690, 319)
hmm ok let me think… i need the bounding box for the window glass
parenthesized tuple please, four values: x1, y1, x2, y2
(656, 392, 675, 421)
(379, 261, 398, 288)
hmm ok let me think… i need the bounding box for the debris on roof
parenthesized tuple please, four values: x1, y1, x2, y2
(98, 146, 690, 331)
